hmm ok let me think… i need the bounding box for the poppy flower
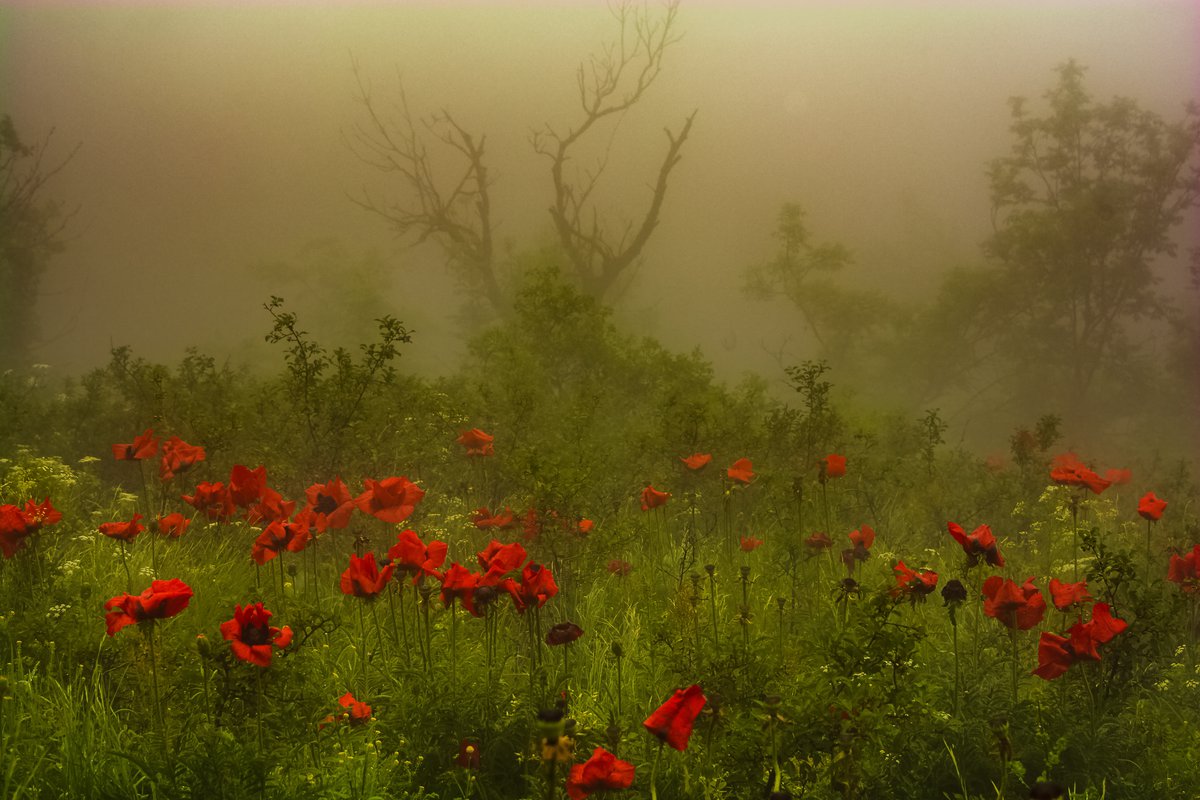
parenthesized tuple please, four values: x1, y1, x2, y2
(339, 552, 395, 599)
(845, 525, 875, 565)
(1138, 492, 1167, 522)
(739, 536, 763, 552)
(303, 477, 356, 532)
(456, 739, 482, 770)
(1049, 452, 1111, 495)
(1033, 602, 1127, 680)
(99, 514, 144, 543)
(1167, 544, 1200, 593)
(821, 454, 847, 480)
(440, 563, 483, 615)
(643, 684, 706, 751)
(103, 578, 194, 635)
(387, 529, 448, 584)
(503, 562, 559, 612)
(112, 428, 159, 461)
(156, 512, 191, 538)
(251, 520, 311, 565)
(219, 602, 293, 667)
(640, 485, 670, 511)
(0, 505, 31, 559)
(159, 436, 205, 481)
(546, 621, 584, 646)
(472, 506, 517, 530)
(607, 559, 633, 576)
(477, 540, 528, 582)
(566, 746, 636, 800)
(183, 482, 235, 522)
(577, 518, 594, 535)
(244, 488, 296, 526)
(890, 561, 938, 602)
(356, 476, 425, 523)
(947, 521, 1005, 568)
(727, 458, 755, 484)
(982, 576, 1046, 630)
(21, 497, 62, 530)
(805, 532, 832, 552)
(456, 428, 494, 457)
(1048, 578, 1091, 612)
(228, 464, 268, 507)
(680, 453, 712, 471)
(338, 691, 372, 725)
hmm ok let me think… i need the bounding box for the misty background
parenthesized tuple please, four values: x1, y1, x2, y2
(3, 0, 1198, 457)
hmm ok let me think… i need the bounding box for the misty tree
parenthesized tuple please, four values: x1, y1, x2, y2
(983, 60, 1200, 421)
(0, 114, 77, 369)
(348, 1, 695, 314)
(744, 202, 893, 367)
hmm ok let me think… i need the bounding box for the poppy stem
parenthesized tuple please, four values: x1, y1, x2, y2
(358, 600, 369, 695)
(1009, 627, 1020, 707)
(254, 665, 265, 758)
(951, 617, 961, 718)
(1071, 499, 1080, 582)
(1145, 518, 1153, 581)
(708, 569, 719, 650)
(450, 600, 458, 687)
(120, 541, 133, 594)
(649, 740, 664, 800)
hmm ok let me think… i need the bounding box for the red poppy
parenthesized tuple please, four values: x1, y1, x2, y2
(890, 561, 938, 601)
(219, 602, 293, 667)
(607, 559, 633, 576)
(0, 505, 31, 558)
(472, 506, 517, 530)
(545, 621, 584, 646)
(947, 521, 1005, 568)
(112, 428, 159, 461)
(183, 482, 235, 522)
(440, 563, 482, 615)
(244, 488, 296, 526)
(228, 464, 268, 507)
(578, 518, 594, 535)
(456, 428, 494, 457)
(103, 578, 194, 635)
(338, 691, 372, 725)
(643, 684, 706, 751)
(805, 531, 832, 551)
(156, 512, 191, 538)
(1138, 492, 1167, 522)
(640, 485, 670, 511)
(387, 529, 448, 584)
(982, 576, 1046, 630)
(356, 476, 425, 523)
(739, 536, 763, 552)
(477, 540, 528, 582)
(21, 497, 62, 530)
(1049, 452, 1111, 495)
(99, 514, 144, 543)
(727, 458, 755, 484)
(339, 552, 395, 599)
(1033, 602, 1127, 680)
(566, 746, 636, 800)
(159, 436, 205, 481)
(849, 525, 878, 551)
(1105, 468, 1132, 486)
(456, 738, 482, 770)
(1048, 578, 1092, 612)
(822, 454, 847, 480)
(503, 562, 559, 612)
(302, 477, 356, 532)
(680, 453, 712, 471)
(252, 520, 312, 565)
(1167, 544, 1200, 593)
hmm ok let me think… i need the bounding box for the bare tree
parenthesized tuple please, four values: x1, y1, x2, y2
(348, 1, 695, 313)
(347, 60, 501, 311)
(533, 0, 696, 301)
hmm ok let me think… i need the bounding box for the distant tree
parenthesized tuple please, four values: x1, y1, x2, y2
(983, 60, 1200, 423)
(0, 115, 77, 369)
(348, 1, 695, 314)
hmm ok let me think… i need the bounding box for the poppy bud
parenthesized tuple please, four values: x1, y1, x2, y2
(941, 579, 968, 605)
(611, 641, 624, 658)
(704, 564, 716, 577)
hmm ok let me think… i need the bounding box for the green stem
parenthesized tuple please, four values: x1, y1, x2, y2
(1009, 628, 1020, 708)
(649, 740, 665, 800)
(951, 618, 961, 718)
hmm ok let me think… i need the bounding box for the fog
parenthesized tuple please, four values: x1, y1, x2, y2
(3, 1, 1198, 443)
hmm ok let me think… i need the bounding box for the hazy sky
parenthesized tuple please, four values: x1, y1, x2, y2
(3, 0, 1197, 379)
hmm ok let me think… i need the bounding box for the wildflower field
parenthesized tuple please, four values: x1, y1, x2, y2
(1, 280, 1198, 800)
